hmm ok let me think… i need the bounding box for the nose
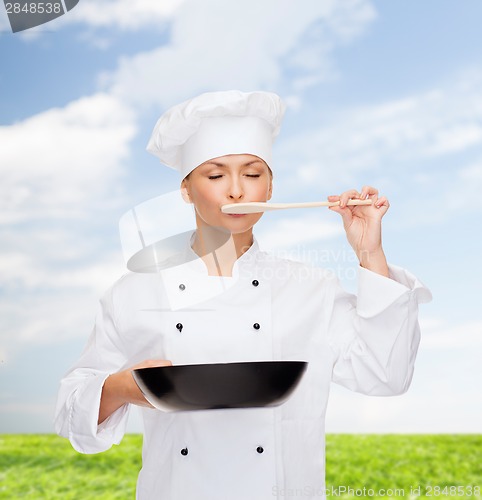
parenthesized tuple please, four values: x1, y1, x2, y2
(228, 177, 244, 200)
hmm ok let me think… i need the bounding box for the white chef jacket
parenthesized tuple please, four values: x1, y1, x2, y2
(55, 234, 431, 500)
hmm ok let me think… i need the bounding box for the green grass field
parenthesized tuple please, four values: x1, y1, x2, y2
(1, 434, 480, 499)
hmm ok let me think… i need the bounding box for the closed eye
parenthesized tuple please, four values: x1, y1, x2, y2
(208, 174, 261, 179)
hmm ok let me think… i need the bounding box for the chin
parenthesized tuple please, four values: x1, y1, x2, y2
(217, 217, 256, 234)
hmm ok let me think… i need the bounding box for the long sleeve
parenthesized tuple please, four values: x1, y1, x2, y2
(328, 263, 432, 396)
(54, 285, 130, 454)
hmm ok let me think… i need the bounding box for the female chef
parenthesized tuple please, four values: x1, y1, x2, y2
(55, 90, 431, 499)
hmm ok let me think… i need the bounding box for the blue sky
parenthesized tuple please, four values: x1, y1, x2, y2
(0, 0, 481, 433)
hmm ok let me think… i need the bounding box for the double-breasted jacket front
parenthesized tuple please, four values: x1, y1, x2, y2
(55, 236, 431, 499)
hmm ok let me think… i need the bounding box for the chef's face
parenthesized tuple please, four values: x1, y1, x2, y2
(181, 154, 273, 235)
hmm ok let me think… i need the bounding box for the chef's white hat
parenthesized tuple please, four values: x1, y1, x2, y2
(146, 90, 286, 179)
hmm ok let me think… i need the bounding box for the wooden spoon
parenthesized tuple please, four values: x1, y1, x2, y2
(221, 199, 372, 214)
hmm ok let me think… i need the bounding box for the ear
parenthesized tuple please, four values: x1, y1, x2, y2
(180, 180, 192, 204)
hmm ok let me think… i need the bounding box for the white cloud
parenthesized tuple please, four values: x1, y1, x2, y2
(103, 0, 376, 108)
(276, 69, 482, 191)
(424, 124, 482, 156)
(5, 0, 376, 41)
(66, 0, 185, 30)
(0, 226, 126, 353)
(0, 402, 53, 415)
(0, 255, 126, 366)
(403, 156, 482, 225)
(0, 226, 125, 353)
(419, 318, 482, 350)
(0, 0, 184, 38)
(326, 316, 482, 433)
(55, 257, 126, 295)
(447, 160, 482, 209)
(0, 93, 136, 224)
(257, 213, 343, 253)
(0, 89, 134, 360)
(0, 247, 124, 297)
(0, 292, 92, 348)
(460, 163, 482, 181)
(0, 5, 10, 32)
(326, 384, 482, 433)
(0, 401, 57, 433)
(0, 0, 378, 368)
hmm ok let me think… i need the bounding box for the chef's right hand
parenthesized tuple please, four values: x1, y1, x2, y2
(98, 359, 172, 424)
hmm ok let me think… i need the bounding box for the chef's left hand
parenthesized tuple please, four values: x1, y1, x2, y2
(328, 186, 390, 277)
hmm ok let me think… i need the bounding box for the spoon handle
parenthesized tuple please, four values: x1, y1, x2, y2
(221, 199, 373, 214)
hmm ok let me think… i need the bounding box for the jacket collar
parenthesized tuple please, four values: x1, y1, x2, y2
(159, 230, 260, 310)
(183, 230, 260, 278)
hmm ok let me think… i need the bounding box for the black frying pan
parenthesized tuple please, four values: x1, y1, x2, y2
(133, 361, 307, 412)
